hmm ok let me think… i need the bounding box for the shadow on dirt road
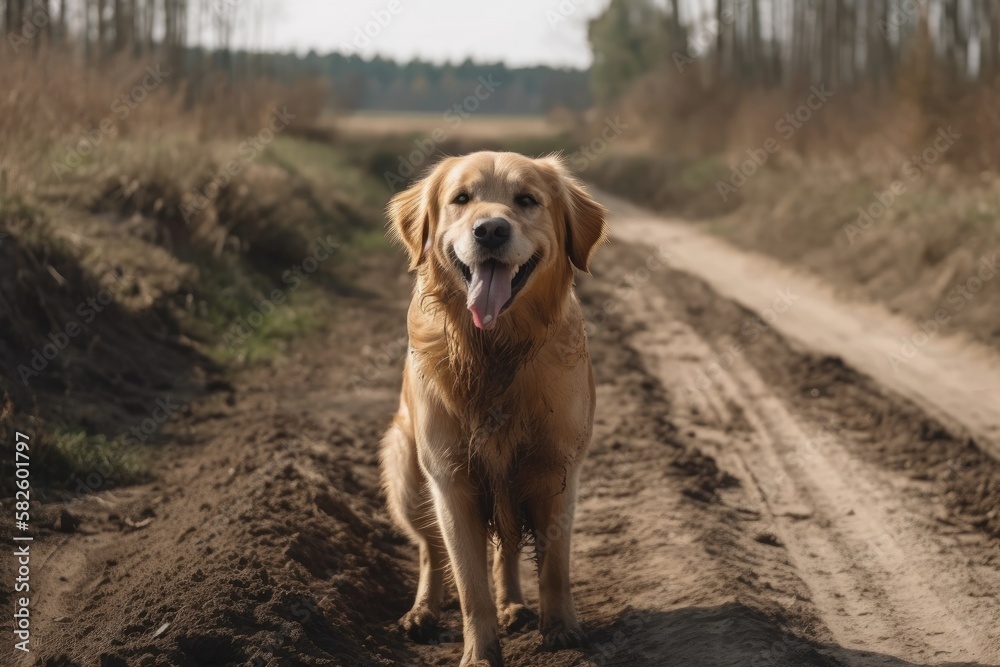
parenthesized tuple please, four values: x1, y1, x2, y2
(587, 602, 998, 667)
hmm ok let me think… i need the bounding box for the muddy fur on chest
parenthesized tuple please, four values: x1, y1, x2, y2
(438, 328, 566, 551)
(442, 324, 539, 445)
(466, 428, 568, 554)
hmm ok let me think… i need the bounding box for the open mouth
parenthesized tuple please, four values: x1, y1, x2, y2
(451, 249, 541, 330)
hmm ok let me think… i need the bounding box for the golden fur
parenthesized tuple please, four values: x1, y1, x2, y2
(380, 151, 608, 667)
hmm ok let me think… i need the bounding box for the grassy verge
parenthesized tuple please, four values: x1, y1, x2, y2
(583, 148, 1000, 351)
(1, 134, 391, 495)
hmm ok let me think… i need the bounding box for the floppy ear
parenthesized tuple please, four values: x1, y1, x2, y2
(387, 180, 431, 271)
(559, 170, 609, 274)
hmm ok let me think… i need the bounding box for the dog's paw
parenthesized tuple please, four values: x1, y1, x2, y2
(399, 606, 440, 644)
(460, 638, 504, 667)
(540, 618, 587, 650)
(498, 603, 538, 634)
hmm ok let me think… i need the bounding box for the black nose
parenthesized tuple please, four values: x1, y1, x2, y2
(473, 217, 511, 249)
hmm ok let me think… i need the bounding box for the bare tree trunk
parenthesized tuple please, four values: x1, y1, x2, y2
(880, 0, 894, 83)
(177, 0, 187, 76)
(790, 0, 805, 85)
(737, 0, 751, 84)
(865, 0, 875, 83)
(941, 0, 956, 78)
(97, 0, 107, 58)
(840, 0, 854, 86)
(812, 0, 824, 83)
(144, 0, 156, 57)
(114, 0, 125, 52)
(84, 0, 93, 61)
(717, 0, 730, 81)
(749, 0, 762, 85)
(40, 0, 52, 47)
(130, 0, 140, 55)
(5, 0, 21, 39)
(825, 0, 840, 87)
(990, 0, 1000, 81)
(164, 0, 186, 78)
(165, 0, 177, 71)
(956, 0, 969, 79)
(668, 0, 683, 45)
(57, 0, 67, 44)
(771, 0, 783, 85)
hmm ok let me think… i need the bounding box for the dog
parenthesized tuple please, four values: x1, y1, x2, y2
(380, 151, 608, 667)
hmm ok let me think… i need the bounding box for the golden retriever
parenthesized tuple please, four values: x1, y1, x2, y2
(380, 151, 608, 667)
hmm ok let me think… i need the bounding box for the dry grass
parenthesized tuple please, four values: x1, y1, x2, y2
(611, 60, 1000, 180)
(0, 47, 329, 202)
(0, 52, 374, 491)
(585, 65, 1000, 350)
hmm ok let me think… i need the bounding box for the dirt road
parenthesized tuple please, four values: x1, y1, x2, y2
(22, 197, 1000, 666)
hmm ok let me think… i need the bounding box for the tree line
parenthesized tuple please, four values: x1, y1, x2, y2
(1, 0, 590, 114)
(588, 0, 1000, 104)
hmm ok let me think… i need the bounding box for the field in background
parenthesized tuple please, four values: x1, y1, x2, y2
(332, 112, 569, 141)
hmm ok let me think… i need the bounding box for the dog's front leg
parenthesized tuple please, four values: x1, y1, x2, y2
(426, 473, 502, 667)
(531, 465, 585, 650)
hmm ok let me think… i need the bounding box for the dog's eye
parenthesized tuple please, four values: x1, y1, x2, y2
(453, 192, 470, 205)
(515, 194, 539, 207)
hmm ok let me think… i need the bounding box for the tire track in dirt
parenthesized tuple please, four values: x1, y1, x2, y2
(604, 236, 1000, 666)
(721, 352, 997, 664)
(606, 194, 1000, 463)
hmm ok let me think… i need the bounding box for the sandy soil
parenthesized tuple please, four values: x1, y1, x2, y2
(14, 199, 1000, 667)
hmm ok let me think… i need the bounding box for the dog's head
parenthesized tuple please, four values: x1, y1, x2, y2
(388, 151, 608, 331)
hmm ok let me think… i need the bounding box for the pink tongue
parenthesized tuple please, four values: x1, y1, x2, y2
(467, 261, 513, 330)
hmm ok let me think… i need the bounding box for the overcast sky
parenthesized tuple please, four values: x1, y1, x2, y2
(245, 0, 607, 68)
